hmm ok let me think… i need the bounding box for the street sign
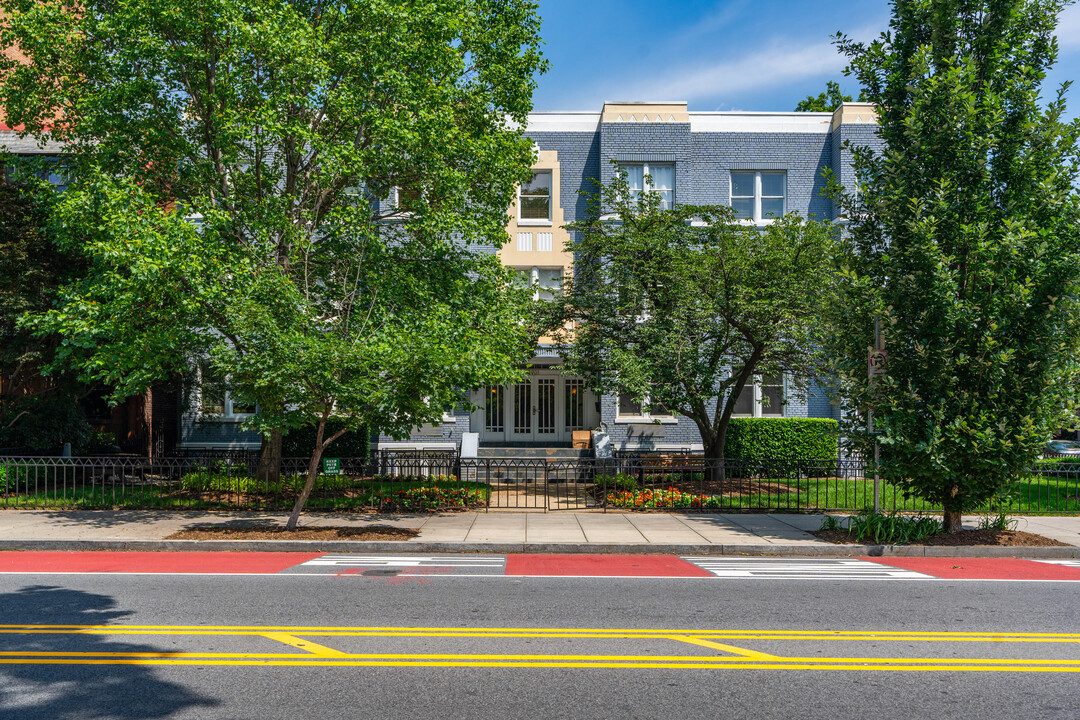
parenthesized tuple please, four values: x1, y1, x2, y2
(868, 348, 887, 378)
(322, 458, 341, 475)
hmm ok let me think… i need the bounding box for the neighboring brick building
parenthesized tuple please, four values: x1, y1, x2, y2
(374, 101, 883, 453)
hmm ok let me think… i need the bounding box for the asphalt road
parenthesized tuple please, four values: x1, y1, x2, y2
(0, 567, 1077, 720)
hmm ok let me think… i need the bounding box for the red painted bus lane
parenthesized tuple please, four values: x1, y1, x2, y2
(504, 554, 713, 577)
(0, 551, 324, 575)
(865, 557, 1080, 581)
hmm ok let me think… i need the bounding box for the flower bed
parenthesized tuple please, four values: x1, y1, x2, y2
(373, 485, 487, 511)
(606, 487, 725, 509)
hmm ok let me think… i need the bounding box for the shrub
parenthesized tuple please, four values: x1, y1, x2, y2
(594, 473, 637, 492)
(0, 395, 93, 454)
(281, 421, 370, 459)
(725, 417, 839, 461)
(179, 471, 353, 494)
(724, 418, 839, 478)
(837, 511, 942, 544)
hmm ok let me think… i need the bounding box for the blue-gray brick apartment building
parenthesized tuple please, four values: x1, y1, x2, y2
(178, 101, 884, 454)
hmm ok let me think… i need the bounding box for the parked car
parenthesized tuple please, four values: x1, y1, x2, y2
(1045, 440, 1080, 456)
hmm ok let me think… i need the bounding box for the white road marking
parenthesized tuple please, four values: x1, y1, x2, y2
(1035, 560, 1080, 568)
(300, 555, 506, 568)
(684, 557, 934, 579)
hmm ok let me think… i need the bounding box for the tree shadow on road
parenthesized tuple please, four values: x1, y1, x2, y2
(0, 585, 218, 719)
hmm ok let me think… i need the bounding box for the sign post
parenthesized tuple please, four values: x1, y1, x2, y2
(867, 319, 886, 514)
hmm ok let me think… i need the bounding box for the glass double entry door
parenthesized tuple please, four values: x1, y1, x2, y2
(477, 371, 597, 444)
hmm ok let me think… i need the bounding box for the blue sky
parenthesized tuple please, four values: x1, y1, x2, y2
(531, 0, 1080, 115)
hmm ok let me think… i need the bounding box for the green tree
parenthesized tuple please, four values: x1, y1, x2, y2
(827, 0, 1080, 531)
(0, 171, 95, 453)
(0, 0, 546, 528)
(545, 169, 837, 462)
(794, 81, 865, 112)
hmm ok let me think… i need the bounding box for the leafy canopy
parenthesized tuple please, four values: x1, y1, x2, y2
(794, 81, 866, 112)
(545, 168, 838, 458)
(0, 0, 547, 442)
(826, 0, 1080, 527)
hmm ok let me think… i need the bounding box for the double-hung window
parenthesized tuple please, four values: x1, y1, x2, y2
(730, 171, 786, 223)
(516, 267, 562, 301)
(393, 186, 421, 213)
(616, 392, 675, 422)
(622, 163, 674, 209)
(198, 362, 256, 420)
(731, 375, 785, 417)
(519, 171, 552, 224)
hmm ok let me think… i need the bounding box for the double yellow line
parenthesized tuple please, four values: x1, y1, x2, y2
(0, 625, 1076, 672)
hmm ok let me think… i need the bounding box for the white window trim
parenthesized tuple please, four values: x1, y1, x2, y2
(196, 366, 257, 422)
(615, 393, 678, 424)
(518, 170, 553, 226)
(621, 162, 675, 209)
(730, 171, 786, 226)
(730, 376, 786, 418)
(422, 396, 459, 425)
(518, 266, 562, 301)
(391, 186, 418, 217)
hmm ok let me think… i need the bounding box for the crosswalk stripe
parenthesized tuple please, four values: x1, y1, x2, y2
(1035, 560, 1080, 568)
(301, 555, 506, 568)
(683, 558, 932, 579)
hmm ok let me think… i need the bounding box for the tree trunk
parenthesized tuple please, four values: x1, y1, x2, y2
(285, 415, 349, 531)
(286, 417, 328, 531)
(704, 441, 725, 484)
(258, 428, 282, 487)
(942, 484, 963, 533)
(942, 508, 964, 534)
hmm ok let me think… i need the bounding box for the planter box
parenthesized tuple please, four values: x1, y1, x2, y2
(572, 431, 592, 449)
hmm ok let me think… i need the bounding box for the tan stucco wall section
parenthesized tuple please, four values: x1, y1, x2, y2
(830, 102, 879, 130)
(501, 149, 573, 345)
(601, 102, 689, 124)
(501, 149, 573, 273)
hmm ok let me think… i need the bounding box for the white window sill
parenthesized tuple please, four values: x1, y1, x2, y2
(614, 416, 679, 425)
(517, 219, 553, 226)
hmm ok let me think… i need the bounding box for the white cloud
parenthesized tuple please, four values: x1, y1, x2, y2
(1057, 3, 1080, 50)
(619, 39, 847, 104)
(672, 0, 749, 44)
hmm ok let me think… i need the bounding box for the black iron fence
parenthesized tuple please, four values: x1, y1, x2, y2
(0, 452, 1077, 514)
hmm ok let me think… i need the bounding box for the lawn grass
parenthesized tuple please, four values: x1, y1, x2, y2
(2, 468, 1076, 514)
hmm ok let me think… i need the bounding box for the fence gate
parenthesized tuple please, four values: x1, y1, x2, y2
(460, 459, 600, 510)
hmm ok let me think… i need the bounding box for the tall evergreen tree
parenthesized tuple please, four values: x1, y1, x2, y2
(828, 0, 1080, 531)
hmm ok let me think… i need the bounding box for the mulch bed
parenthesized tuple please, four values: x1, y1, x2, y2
(167, 525, 420, 541)
(812, 528, 1068, 547)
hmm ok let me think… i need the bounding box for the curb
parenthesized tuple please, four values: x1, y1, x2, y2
(0, 539, 1076, 558)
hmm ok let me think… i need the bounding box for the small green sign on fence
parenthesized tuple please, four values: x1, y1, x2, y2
(322, 457, 341, 475)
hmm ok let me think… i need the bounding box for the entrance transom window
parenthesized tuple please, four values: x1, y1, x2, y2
(475, 371, 597, 443)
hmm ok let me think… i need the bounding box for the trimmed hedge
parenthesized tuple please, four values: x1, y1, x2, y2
(725, 418, 838, 461)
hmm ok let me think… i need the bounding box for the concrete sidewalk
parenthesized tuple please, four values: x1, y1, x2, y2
(0, 510, 1078, 557)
